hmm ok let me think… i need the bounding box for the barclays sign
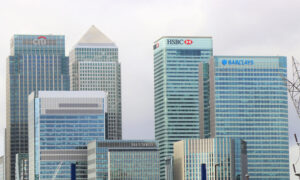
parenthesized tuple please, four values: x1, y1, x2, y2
(222, 59, 254, 66)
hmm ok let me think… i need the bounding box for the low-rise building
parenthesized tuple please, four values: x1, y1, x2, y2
(88, 140, 160, 179)
(15, 153, 29, 180)
(173, 138, 248, 180)
(0, 156, 4, 180)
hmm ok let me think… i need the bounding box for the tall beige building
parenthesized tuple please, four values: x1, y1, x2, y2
(0, 156, 4, 180)
(70, 26, 122, 139)
(173, 138, 248, 180)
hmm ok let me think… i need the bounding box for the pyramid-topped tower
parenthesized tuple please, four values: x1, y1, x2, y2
(76, 25, 115, 46)
(70, 25, 122, 140)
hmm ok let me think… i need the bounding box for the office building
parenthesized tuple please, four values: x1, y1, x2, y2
(87, 140, 159, 179)
(6, 34, 69, 179)
(201, 56, 289, 179)
(0, 156, 4, 180)
(173, 138, 248, 180)
(153, 36, 213, 179)
(165, 156, 173, 180)
(15, 153, 29, 180)
(70, 25, 121, 140)
(28, 91, 106, 180)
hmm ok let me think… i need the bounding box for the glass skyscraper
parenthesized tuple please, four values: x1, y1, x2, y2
(70, 25, 122, 140)
(203, 56, 289, 179)
(153, 36, 213, 179)
(173, 138, 248, 180)
(6, 35, 69, 180)
(28, 91, 106, 180)
(87, 140, 159, 179)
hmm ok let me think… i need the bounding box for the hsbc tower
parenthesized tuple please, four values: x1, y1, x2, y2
(6, 35, 69, 179)
(153, 36, 213, 179)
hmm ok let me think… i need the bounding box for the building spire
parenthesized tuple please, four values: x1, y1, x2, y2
(76, 25, 114, 45)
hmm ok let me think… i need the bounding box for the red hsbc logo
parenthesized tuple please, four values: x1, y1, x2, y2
(153, 42, 159, 50)
(184, 39, 193, 45)
(167, 39, 193, 45)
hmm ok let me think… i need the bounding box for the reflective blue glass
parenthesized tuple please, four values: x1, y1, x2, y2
(210, 56, 289, 179)
(154, 37, 213, 179)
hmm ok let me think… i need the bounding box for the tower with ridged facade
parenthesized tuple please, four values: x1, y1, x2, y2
(70, 26, 122, 140)
(6, 34, 69, 180)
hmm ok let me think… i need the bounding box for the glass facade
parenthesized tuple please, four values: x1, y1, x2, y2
(87, 140, 159, 180)
(15, 153, 29, 180)
(70, 26, 122, 140)
(28, 91, 106, 180)
(153, 36, 213, 179)
(6, 34, 69, 180)
(173, 138, 247, 180)
(199, 62, 211, 138)
(209, 56, 289, 179)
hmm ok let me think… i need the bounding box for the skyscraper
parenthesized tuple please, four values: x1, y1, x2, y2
(6, 35, 69, 179)
(153, 36, 213, 179)
(200, 56, 289, 179)
(70, 26, 122, 140)
(28, 91, 106, 179)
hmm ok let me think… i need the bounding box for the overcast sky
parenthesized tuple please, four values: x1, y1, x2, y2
(1, 0, 300, 178)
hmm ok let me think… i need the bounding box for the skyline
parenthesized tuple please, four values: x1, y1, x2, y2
(1, 0, 300, 178)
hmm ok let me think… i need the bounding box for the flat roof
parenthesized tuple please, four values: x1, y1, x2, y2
(38, 91, 107, 98)
(214, 55, 286, 58)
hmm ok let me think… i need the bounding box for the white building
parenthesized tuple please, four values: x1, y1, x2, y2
(70, 26, 122, 140)
(173, 138, 248, 180)
(0, 156, 4, 180)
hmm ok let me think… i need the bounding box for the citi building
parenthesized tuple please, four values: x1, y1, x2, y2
(6, 35, 69, 179)
(153, 36, 213, 179)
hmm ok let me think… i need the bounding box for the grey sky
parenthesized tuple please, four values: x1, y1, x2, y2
(1, 0, 300, 178)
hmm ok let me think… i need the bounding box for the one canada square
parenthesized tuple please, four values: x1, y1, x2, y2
(6, 35, 69, 180)
(70, 26, 122, 140)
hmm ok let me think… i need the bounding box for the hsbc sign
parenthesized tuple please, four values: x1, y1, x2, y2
(33, 36, 47, 45)
(167, 39, 193, 45)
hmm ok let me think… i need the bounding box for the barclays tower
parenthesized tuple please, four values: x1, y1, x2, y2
(199, 56, 289, 179)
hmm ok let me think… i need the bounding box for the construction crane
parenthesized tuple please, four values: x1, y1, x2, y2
(284, 57, 300, 179)
(52, 161, 63, 180)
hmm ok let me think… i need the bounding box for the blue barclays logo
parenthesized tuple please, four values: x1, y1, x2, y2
(221, 59, 254, 66)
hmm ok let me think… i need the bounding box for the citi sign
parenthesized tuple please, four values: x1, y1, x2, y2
(33, 36, 47, 45)
(167, 39, 193, 45)
(222, 59, 254, 66)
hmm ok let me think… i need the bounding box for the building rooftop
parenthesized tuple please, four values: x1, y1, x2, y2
(37, 91, 107, 98)
(75, 25, 115, 46)
(154, 36, 212, 43)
